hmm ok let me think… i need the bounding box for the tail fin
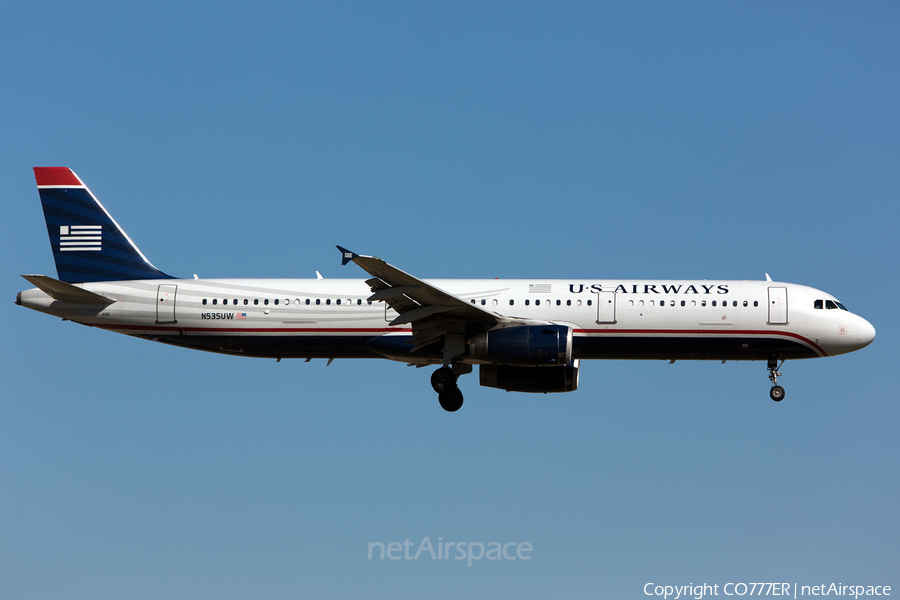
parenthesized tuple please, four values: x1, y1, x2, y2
(33, 167, 173, 283)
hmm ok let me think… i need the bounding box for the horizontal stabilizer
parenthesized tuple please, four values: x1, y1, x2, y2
(21, 274, 114, 306)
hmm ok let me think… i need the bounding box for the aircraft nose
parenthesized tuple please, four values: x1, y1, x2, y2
(857, 316, 876, 349)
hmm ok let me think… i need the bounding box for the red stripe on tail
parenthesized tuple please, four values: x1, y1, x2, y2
(33, 167, 83, 187)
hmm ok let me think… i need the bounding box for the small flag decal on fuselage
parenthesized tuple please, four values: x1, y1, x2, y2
(236, 313, 247, 319)
(60, 225, 102, 252)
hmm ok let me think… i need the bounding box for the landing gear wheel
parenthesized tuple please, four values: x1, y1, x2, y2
(431, 367, 456, 393)
(438, 387, 464, 412)
(767, 356, 786, 402)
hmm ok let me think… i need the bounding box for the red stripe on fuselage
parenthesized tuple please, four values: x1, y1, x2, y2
(94, 324, 409, 334)
(92, 323, 826, 356)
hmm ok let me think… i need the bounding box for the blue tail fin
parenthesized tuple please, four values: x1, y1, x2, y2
(33, 167, 174, 283)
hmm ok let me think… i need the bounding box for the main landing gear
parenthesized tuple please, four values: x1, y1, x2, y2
(431, 366, 465, 412)
(768, 357, 785, 402)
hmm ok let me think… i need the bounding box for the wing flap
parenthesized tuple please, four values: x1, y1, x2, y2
(338, 247, 502, 359)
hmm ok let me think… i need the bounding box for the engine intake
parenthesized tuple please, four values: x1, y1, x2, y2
(469, 324, 573, 366)
(480, 360, 580, 393)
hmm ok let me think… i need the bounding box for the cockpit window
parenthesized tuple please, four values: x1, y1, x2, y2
(825, 300, 838, 309)
(814, 299, 823, 309)
(835, 301, 848, 311)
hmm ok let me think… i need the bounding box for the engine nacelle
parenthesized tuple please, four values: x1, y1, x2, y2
(469, 324, 573, 366)
(479, 360, 580, 393)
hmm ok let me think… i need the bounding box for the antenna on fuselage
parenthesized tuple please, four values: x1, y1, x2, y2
(765, 273, 773, 282)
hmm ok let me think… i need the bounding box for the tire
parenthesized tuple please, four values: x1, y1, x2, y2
(431, 367, 455, 393)
(770, 385, 785, 402)
(438, 387, 464, 412)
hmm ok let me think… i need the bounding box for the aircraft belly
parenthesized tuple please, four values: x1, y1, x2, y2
(574, 332, 819, 360)
(150, 333, 380, 359)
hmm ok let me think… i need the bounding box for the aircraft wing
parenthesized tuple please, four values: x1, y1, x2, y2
(337, 246, 500, 351)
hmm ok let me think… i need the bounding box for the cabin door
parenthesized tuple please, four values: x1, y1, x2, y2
(156, 284, 177, 324)
(768, 287, 788, 324)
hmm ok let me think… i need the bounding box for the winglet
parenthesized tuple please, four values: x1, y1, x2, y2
(336, 246, 359, 266)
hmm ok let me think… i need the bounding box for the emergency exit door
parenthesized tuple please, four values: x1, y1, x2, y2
(596, 291, 616, 324)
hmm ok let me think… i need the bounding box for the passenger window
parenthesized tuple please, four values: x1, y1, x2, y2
(202, 299, 207, 305)
(232, 299, 236, 305)
(712, 300, 716, 307)
(670, 300, 675, 306)
(680, 300, 685, 307)
(316, 299, 321, 305)
(212, 299, 217, 305)
(566, 299, 571, 306)
(732, 301, 737, 307)
(556, 300, 561, 306)
(814, 299, 823, 309)
(254, 299, 259, 305)
(577, 300, 582, 307)
(492, 299, 498, 306)
(509, 299, 514, 306)
(471, 299, 476, 304)
(743, 301, 747, 307)
(639, 300, 645, 307)
(357, 299, 362, 305)
(691, 300, 696, 307)
(525, 299, 530, 306)
(701, 300, 706, 307)
(649, 300, 655, 307)
(326, 299, 331, 305)
(244, 299, 249, 305)
(306, 299, 310, 305)
(264, 299, 269, 305)
(754, 301, 758, 307)
(628, 300, 634, 307)
(587, 300, 592, 306)
(336, 299, 341, 305)
(535, 300, 540, 306)
(481, 299, 486, 306)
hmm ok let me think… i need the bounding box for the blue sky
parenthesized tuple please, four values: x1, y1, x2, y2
(2, 2, 898, 598)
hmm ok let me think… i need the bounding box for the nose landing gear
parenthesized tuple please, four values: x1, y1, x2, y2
(768, 357, 785, 402)
(431, 365, 469, 412)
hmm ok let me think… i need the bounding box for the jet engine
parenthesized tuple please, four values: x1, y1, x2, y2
(468, 324, 573, 366)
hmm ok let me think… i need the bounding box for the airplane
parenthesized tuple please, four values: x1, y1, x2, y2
(17, 167, 876, 412)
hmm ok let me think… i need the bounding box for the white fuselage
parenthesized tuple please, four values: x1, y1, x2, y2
(18, 277, 876, 363)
